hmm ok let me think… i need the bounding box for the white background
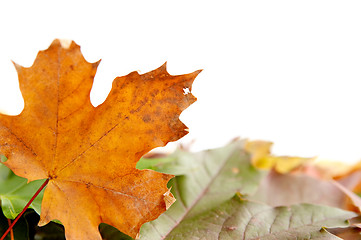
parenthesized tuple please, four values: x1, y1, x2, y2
(0, 1, 361, 163)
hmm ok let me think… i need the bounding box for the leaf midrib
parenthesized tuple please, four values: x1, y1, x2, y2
(51, 47, 61, 174)
(161, 147, 238, 239)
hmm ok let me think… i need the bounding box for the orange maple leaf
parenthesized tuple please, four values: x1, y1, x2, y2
(0, 40, 201, 239)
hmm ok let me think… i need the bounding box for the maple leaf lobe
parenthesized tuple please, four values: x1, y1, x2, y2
(0, 39, 201, 239)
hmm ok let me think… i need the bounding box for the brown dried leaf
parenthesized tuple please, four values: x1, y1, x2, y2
(0, 40, 201, 239)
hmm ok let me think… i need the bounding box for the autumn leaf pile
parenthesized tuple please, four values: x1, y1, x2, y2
(1, 40, 361, 239)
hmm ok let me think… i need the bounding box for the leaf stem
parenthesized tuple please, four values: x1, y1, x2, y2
(0, 178, 49, 240)
(6, 219, 13, 240)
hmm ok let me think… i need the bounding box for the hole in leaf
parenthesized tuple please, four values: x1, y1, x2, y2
(183, 87, 191, 95)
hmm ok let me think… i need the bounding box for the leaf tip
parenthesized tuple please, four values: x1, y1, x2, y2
(193, 69, 203, 75)
(161, 61, 168, 71)
(58, 39, 73, 49)
(93, 59, 102, 68)
(184, 68, 202, 91)
(11, 60, 23, 72)
(49, 39, 79, 51)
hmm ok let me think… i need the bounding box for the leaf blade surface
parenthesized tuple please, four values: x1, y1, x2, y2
(0, 40, 200, 239)
(140, 141, 265, 239)
(165, 195, 355, 240)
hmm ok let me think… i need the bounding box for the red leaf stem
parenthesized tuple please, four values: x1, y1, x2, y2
(0, 178, 49, 240)
(6, 219, 13, 240)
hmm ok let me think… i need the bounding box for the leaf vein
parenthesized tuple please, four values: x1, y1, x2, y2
(57, 122, 120, 173)
(1, 126, 37, 157)
(161, 149, 237, 239)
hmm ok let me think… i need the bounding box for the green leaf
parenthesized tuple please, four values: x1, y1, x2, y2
(0, 207, 29, 240)
(164, 194, 356, 240)
(0, 163, 46, 219)
(0, 155, 7, 163)
(136, 156, 187, 175)
(139, 140, 266, 239)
